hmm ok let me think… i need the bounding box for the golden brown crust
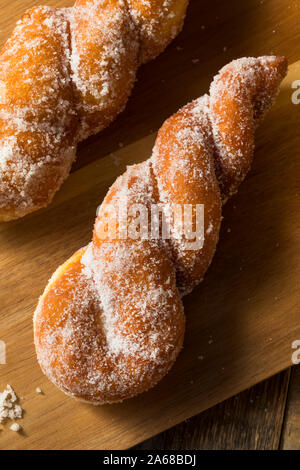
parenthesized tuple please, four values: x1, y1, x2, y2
(34, 244, 185, 404)
(126, 0, 189, 63)
(0, 7, 77, 221)
(34, 56, 287, 405)
(210, 56, 288, 201)
(70, 0, 140, 140)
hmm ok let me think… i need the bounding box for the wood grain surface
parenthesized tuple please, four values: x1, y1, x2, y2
(136, 370, 292, 450)
(281, 367, 300, 449)
(0, 0, 300, 450)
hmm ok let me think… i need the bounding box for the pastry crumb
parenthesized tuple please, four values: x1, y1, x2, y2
(10, 423, 21, 432)
(0, 385, 23, 424)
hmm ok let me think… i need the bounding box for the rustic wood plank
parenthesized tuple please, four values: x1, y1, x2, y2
(281, 366, 300, 450)
(0, 1, 299, 450)
(136, 370, 291, 450)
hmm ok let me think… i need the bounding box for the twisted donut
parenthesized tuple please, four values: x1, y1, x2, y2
(34, 56, 287, 404)
(0, 0, 189, 222)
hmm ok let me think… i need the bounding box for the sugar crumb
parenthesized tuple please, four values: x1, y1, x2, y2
(10, 423, 21, 432)
(0, 385, 23, 424)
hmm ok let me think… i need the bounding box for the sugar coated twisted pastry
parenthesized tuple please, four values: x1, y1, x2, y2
(34, 56, 287, 404)
(0, 0, 189, 222)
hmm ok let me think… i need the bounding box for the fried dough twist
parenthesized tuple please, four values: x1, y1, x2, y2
(0, 0, 189, 221)
(34, 56, 287, 404)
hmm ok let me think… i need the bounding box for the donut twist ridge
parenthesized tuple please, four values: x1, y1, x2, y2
(0, 0, 189, 221)
(34, 56, 287, 404)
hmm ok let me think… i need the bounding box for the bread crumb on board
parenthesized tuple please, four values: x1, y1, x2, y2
(10, 423, 21, 432)
(0, 385, 23, 424)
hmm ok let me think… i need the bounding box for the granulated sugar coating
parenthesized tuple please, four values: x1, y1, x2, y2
(34, 56, 287, 405)
(0, 0, 189, 221)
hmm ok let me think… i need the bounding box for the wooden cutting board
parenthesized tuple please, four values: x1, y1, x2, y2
(0, 0, 300, 450)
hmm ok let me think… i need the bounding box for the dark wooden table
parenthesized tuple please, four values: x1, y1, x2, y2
(135, 366, 300, 449)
